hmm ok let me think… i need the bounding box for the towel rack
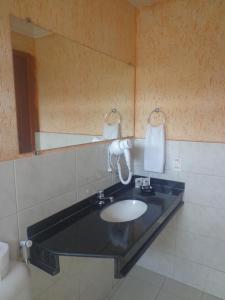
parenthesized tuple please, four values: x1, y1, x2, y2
(104, 108, 121, 124)
(147, 108, 166, 125)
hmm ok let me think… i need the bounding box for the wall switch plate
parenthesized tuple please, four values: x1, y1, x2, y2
(173, 158, 181, 171)
(135, 177, 151, 188)
(142, 177, 150, 187)
(135, 178, 143, 188)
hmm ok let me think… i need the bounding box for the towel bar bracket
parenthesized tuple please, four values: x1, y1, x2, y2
(147, 108, 166, 125)
(104, 108, 121, 124)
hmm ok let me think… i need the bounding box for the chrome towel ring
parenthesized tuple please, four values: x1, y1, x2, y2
(147, 108, 166, 125)
(104, 108, 121, 124)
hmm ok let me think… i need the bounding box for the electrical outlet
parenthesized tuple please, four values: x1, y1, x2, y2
(174, 158, 181, 171)
(142, 177, 150, 186)
(135, 178, 143, 188)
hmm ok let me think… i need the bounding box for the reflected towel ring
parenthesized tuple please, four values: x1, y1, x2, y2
(147, 108, 166, 125)
(104, 108, 121, 124)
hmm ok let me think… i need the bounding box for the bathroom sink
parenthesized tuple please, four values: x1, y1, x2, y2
(100, 200, 148, 223)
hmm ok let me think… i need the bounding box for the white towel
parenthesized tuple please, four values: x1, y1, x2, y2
(92, 137, 103, 142)
(144, 124, 165, 173)
(103, 123, 120, 140)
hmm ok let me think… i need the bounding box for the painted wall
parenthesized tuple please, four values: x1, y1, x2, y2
(134, 4, 225, 297)
(0, 0, 136, 161)
(11, 31, 35, 55)
(134, 139, 225, 299)
(0, 1, 19, 160)
(135, 0, 225, 142)
(11, 31, 134, 137)
(11, 0, 136, 65)
(35, 34, 134, 136)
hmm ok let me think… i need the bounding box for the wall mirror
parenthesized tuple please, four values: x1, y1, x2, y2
(10, 16, 134, 153)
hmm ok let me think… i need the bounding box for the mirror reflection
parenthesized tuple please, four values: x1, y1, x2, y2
(10, 16, 134, 153)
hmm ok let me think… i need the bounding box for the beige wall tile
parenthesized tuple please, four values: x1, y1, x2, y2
(15, 151, 76, 210)
(0, 161, 17, 219)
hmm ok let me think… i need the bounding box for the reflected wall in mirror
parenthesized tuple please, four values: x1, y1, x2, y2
(10, 16, 135, 153)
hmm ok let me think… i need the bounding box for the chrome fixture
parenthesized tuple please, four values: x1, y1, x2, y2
(104, 108, 121, 124)
(147, 107, 166, 125)
(97, 190, 114, 206)
(19, 240, 32, 264)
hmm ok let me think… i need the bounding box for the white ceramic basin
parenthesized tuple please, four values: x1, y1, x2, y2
(100, 200, 148, 223)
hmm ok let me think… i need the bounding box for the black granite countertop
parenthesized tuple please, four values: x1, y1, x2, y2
(28, 176, 184, 277)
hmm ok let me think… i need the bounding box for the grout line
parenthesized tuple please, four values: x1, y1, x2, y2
(141, 267, 224, 300)
(154, 277, 167, 300)
(110, 266, 217, 300)
(0, 211, 19, 222)
(16, 188, 77, 213)
(184, 200, 225, 211)
(172, 219, 225, 244)
(133, 138, 225, 178)
(154, 288, 161, 300)
(16, 174, 112, 218)
(106, 279, 125, 300)
(13, 160, 21, 248)
(147, 245, 225, 279)
(160, 275, 167, 290)
(179, 170, 225, 179)
(74, 149, 78, 188)
(134, 138, 225, 145)
(12, 160, 19, 213)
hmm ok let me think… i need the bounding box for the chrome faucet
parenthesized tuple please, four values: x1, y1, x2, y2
(97, 190, 114, 206)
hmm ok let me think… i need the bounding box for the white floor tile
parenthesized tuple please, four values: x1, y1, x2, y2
(173, 256, 208, 290)
(201, 293, 223, 300)
(156, 290, 184, 300)
(137, 248, 175, 278)
(129, 265, 165, 288)
(106, 266, 224, 300)
(110, 276, 159, 300)
(162, 278, 202, 300)
(204, 268, 225, 299)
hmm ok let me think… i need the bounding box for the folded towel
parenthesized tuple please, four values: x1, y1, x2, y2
(144, 124, 165, 173)
(103, 123, 121, 140)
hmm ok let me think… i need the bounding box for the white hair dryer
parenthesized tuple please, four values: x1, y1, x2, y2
(108, 139, 133, 185)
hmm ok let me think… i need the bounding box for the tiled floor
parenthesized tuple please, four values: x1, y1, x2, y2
(107, 266, 222, 300)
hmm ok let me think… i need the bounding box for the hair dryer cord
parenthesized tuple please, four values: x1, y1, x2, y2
(116, 158, 132, 185)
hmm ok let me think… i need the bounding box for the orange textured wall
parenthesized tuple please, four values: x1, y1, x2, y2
(135, 0, 225, 142)
(0, 0, 136, 161)
(0, 1, 19, 160)
(10, 0, 136, 65)
(11, 32, 35, 55)
(35, 34, 134, 137)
